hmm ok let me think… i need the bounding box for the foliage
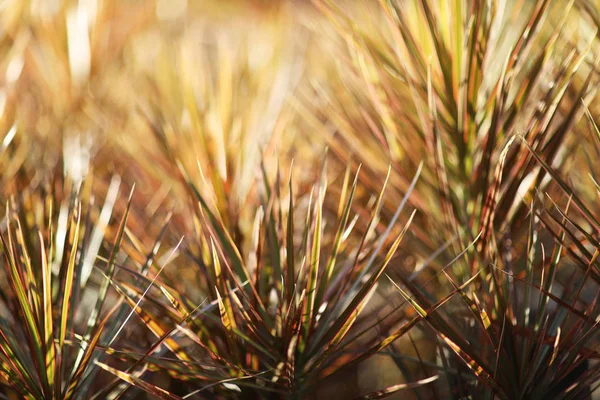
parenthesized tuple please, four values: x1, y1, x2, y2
(312, 0, 600, 398)
(0, 0, 599, 399)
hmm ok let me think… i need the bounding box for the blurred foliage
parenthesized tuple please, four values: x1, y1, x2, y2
(0, 0, 599, 399)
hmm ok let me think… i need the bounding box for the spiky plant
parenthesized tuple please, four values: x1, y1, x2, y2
(0, 167, 139, 398)
(368, 111, 600, 400)
(309, 0, 600, 398)
(87, 155, 443, 398)
(313, 0, 598, 257)
(1, 0, 599, 399)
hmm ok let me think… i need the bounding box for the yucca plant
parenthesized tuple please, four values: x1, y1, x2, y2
(313, 0, 596, 258)
(374, 112, 600, 400)
(1, 0, 599, 398)
(309, 0, 600, 398)
(0, 170, 140, 399)
(89, 156, 459, 398)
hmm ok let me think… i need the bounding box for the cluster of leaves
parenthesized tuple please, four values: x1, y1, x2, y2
(0, 156, 139, 399)
(311, 0, 600, 398)
(0, 138, 431, 400)
(0, 0, 599, 399)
